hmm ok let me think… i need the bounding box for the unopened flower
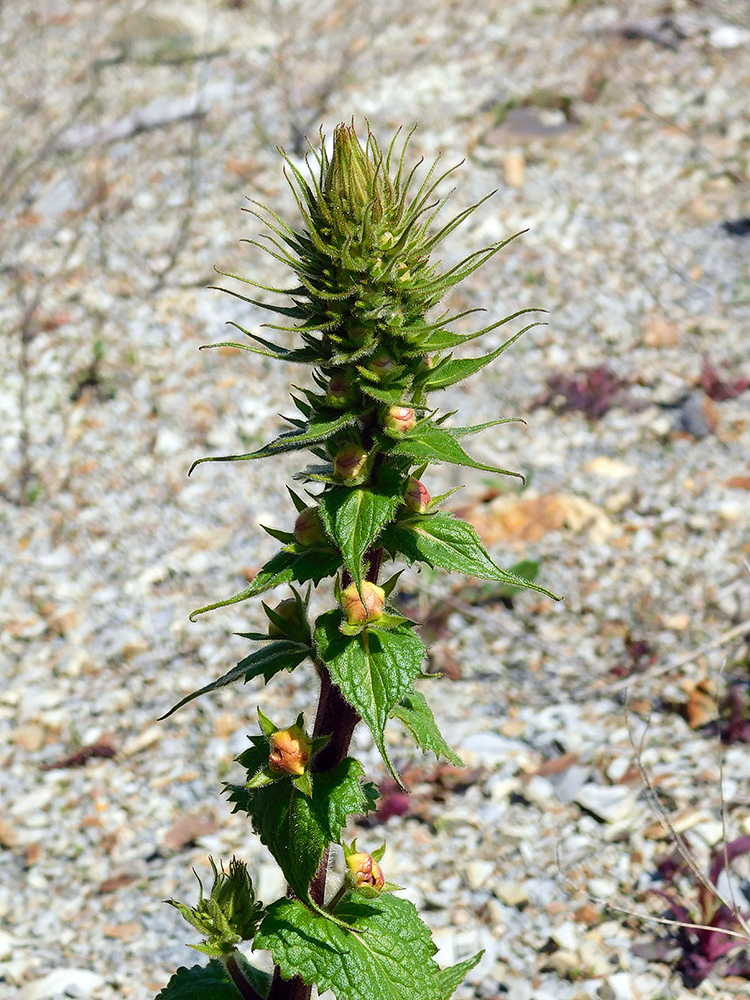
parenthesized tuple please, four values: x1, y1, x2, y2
(268, 724, 312, 776)
(340, 581, 385, 625)
(383, 405, 415, 437)
(368, 351, 395, 377)
(404, 478, 430, 513)
(267, 598, 304, 638)
(323, 123, 388, 225)
(325, 374, 354, 409)
(333, 443, 368, 485)
(345, 850, 384, 891)
(294, 507, 326, 547)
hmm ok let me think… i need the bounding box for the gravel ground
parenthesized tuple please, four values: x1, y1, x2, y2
(1, 2, 750, 999)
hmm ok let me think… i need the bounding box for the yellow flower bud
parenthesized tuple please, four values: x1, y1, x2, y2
(383, 405, 415, 437)
(340, 581, 385, 625)
(268, 725, 312, 776)
(333, 444, 368, 485)
(345, 850, 384, 890)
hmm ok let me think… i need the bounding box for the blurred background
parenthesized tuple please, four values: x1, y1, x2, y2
(1, 2, 750, 999)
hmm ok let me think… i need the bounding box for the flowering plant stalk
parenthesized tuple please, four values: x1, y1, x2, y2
(156, 122, 555, 1000)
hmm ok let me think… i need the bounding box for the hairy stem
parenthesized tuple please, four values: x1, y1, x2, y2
(224, 953, 265, 1000)
(269, 547, 384, 1000)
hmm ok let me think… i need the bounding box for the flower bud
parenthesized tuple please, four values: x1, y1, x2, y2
(333, 443, 368, 485)
(367, 351, 394, 377)
(383, 405, 415, 437)
(268, 724, 312, 776)
(324, 124, 387, 225)
(340, 581, 385, 625)
(267, 598, 304, 638)
(293, 507, 326, 547)
(404, 478, 430, 513)
(345, 850, 384, 891)
(325, 374, 352, 409)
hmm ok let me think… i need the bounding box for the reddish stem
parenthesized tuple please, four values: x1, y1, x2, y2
(267, 548, 383, 1000)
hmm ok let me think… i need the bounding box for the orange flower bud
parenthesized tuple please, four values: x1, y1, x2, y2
(345, 851, 384, 890)
(293, 507, 326, 547)
(404, 478, 430, 513)
(333, 444, 368, 485)
(268, 725, 312, 776)
(383, 405, 415, 437)
(340, 581, 385, 625)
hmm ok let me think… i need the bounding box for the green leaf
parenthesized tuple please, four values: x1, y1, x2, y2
(254, 894, 447, 1000)
(408, 307, 542, 353)
(189, 547, 342, 621)
(314, 611, 425, 782)
(318, 487, 401, 588)
(159, 641, 311, 719)
(388, 427, 523, 478)
(439, 953, 483, 999)
(189, 412, 358, 473)
(227, 758, 368, 903)
(383, 514, 559, 598)
(155, 959, 241, 1000)
(391, 691, 464, 766)
(420, 323, 540, 391)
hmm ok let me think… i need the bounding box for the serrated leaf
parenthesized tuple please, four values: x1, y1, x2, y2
(388, 427, 523, 478)
(383, 514, 559, 599)
(254, 894, 446, 1000)
(318, 487, 400, 588)
(439, 953, 483, 999)
(189, 547, 342, 622)
(314, 611, 424, 782)
(189, 411, 358, 473)
(226, 758, 368, 903)
(421, 323, 540, 391)
(391, 691, 463, 766)
(155, 958, 258, 1000)
(160, 641, 310, 719)
(381, 511, 511, 581)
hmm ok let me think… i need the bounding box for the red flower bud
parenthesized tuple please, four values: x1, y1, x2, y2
(293, 507, 326, 547)
(346, 850, 384, 890)
(268, 725, 312, 776)
(404, 478, 430, 513)
(340, 581, 385, 625)
(383, 405, 415, 437)
(333, 444, 368, 485)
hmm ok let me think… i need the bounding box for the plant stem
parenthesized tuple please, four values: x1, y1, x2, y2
(269, 547, 385, 1000)
(224, 953, 265, 1000)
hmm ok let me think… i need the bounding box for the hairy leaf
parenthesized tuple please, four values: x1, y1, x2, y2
(318, 487, 400, 588)
(254, 894, 447, 1000)
(189, 547, 342, 621)
(189, 412, 358, 473)
(314, 610, 424, 782)
(388, 427, 523, 478)
(160, 641, 311, 719)
(391, 691, 463, 766)
(420, 324, 537, 391)
(439, 954, 483, 999)
(155, 957, 270, 1000)
(227, 758, 368, 903)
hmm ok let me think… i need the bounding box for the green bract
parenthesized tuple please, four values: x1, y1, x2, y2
(158, 122, 557, 1000)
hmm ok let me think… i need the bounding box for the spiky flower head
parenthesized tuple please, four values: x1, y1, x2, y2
(323, 123, 392, 227)
(167, 857, 264, 956)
